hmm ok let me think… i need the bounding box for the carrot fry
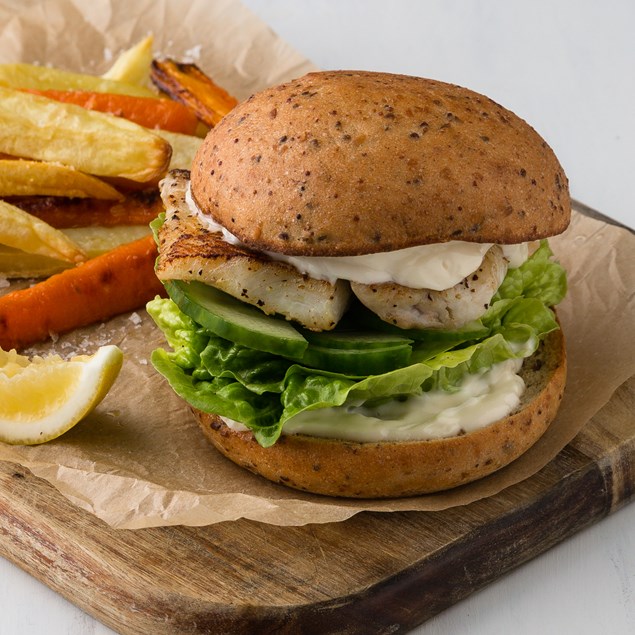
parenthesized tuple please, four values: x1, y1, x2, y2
(22, 89, 199, 135)
(150, 59, 238, 127)
(0, 235, 166, 350)
(8, 190, 162, 228)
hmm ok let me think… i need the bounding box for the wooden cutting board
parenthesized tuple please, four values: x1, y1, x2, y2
(0, 375, 632, 634)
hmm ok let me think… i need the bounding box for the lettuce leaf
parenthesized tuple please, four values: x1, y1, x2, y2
(493, 240, 567, 305)
(147, 296, 208, 370)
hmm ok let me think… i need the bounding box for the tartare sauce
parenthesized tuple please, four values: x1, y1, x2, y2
(222, 358, 525, 443)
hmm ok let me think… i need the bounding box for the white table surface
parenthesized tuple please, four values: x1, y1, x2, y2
(1, 1, 634, 634)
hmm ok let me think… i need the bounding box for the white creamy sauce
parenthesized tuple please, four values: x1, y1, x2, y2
(268, 242, 528, 290)
(185, 184, 528, 290)
(222, 358, 525, 443)
(273, 242, 491, 290)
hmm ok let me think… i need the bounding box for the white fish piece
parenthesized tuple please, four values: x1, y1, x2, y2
(156, 170, 351, 331)
(351, 246, 508, 330)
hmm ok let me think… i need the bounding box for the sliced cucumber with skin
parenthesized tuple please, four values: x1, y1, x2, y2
(302, 330, 413, 350)
(165, 280, 415, 375)
(164, 280, 308, 358)
(300, 331, 413, 375)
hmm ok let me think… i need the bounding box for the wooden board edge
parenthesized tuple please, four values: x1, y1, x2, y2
(572, 198, 634, 234)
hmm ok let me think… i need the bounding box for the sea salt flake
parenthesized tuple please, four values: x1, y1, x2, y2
(182, 44, 202, 62)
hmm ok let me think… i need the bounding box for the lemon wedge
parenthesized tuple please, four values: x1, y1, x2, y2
(0, 345, 123, 445)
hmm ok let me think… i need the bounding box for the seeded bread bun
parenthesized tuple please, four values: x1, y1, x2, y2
(192, 328, 566, 498)
(191, 70, 570, 257)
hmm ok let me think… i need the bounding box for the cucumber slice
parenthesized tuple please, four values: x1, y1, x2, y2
(164, 280, 308, 358)
(301, 331, 413, 375)
(303, 330, 413, 350)
(164, 281, 414, 375)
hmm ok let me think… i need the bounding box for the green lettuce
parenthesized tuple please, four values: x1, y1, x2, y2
(493, 240, 567, 305)
(147, 240, 567, 447)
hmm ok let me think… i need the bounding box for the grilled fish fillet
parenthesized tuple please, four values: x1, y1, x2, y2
(351, 246, 508, 330)
(156, 170, 351, 331)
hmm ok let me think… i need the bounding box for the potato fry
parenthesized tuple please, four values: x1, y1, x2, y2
(0, 225, 151, 278)
(150, 59, 238, 127)
(0, 200, 85, 263)
(102, 35, 155, 86)
(0, 159, 123, 200)
(64, 225, 151, 256)
(0, 247, 67, 279)
(0, 87, 171, 183)
(0, 62, 156, 97)
(154, 129, 203, 170)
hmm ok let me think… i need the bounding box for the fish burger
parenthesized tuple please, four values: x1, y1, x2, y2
(147, 70, 570, 498)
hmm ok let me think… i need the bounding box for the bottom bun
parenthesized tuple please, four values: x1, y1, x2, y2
(193, 328, 566, 498)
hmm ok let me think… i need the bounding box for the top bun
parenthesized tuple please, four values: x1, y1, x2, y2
(191, 71, 570, 256)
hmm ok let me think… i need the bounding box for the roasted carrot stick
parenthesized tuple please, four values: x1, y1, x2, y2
(8, 190, 162, 228)
(0, 235, 166, 350)
(150, 59, 238, 127)
(23, 89, 199, 135)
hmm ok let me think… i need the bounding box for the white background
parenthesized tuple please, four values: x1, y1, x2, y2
(1, 1, 634, 634)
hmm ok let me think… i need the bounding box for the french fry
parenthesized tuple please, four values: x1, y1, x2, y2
(0, 247, 67, 279)
(154, 129, 203, 170)
(9, 190, 163, 228)
(0, 87, 171, 183)
(0, 62, 156, 97)
(0, 225, 151, 278)
(0, 200, 86, 263)
(0, 159, 123, 200)
(150, 59, 238, 127)
(102, 35, 155, 86)
(63, 225, 151, 255)
(23, 89, 199, 135)
(0, 235, 166, 350)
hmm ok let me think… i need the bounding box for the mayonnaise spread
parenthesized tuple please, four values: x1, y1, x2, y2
(185, 184, 528, 291)
(221, 358, 525, 443)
